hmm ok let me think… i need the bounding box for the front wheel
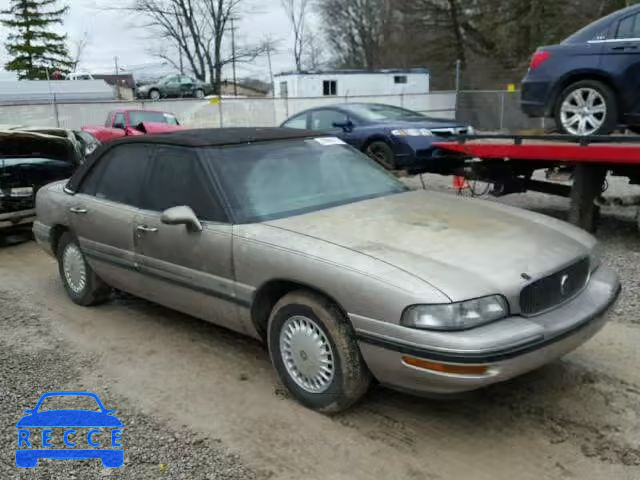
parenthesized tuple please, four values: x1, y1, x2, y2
(268, 290, 372, 413)
(194, 88, 205, 99)
(57, 233, 111, 306)
(365, 141, 396, 170)
(553, 80, 617, 136)
(149, 89, 161, 101)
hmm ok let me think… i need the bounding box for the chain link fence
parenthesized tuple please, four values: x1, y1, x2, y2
(0, 89, 547, 132)
(456, 90, 546, 132)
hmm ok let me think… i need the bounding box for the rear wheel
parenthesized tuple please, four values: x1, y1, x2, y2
(267, 290, 372, 413)
(194, 88, 205, 99)
(365, 141, 396, 170)
(554, 80, 617, 136)
(57, 233, 111, 306)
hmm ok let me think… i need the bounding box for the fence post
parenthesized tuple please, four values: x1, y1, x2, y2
(499, 91, 505, 131)
(53, 94, 60, 128)
(454, 59, 462, 120)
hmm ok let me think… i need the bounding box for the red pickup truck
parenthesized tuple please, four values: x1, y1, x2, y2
(82, 109, 183, 143)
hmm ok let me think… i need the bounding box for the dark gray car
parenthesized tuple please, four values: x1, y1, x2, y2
(33, 128, 620, 413)
(136, 74, 213, 100)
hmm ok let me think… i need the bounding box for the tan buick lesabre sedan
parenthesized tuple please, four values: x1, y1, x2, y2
(33, 128, 621, 413)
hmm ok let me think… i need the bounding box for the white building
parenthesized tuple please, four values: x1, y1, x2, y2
(274, 69, 430, 98)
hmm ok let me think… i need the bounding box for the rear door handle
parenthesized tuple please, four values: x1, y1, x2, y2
(136, 225, 159, 233)
(69, 207, 88, 214)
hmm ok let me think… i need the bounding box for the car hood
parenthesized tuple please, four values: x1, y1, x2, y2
(16, 410, 123, 427)
(265, 190, 595, 302)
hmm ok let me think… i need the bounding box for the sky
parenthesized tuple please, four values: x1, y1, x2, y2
(0, 0, 317, 82)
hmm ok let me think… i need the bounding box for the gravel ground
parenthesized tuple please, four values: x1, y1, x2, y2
(0, 288, 257, 479)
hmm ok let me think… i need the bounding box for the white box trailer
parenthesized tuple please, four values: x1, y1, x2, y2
(274, 69, 430, 98)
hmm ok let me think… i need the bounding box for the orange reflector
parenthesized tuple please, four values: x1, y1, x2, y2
(452, 175, 466, 189)
(402, 356, 489, 376)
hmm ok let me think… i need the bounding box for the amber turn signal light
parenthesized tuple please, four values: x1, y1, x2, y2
(402, 356, 490, 376)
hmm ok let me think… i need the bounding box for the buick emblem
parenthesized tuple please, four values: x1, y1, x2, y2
(560, 274, 570, 295)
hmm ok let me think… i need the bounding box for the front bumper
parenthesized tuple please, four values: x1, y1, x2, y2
(0, 209, 36, 230)
(353, 265, 620, 395)
(32, 221, 53, 256)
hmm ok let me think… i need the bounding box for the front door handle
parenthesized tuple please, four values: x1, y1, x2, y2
(69, 207, 88, 214)
(136, 225, 159, 233)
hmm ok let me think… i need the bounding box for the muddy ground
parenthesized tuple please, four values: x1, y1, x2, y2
(1, 178, 639, 479)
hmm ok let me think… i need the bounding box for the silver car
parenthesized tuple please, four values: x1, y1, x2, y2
(33, 128, 621, 413)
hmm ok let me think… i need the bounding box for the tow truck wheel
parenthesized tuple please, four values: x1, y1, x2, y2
(554, 80, 617, 136)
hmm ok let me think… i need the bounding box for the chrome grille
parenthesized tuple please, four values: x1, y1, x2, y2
(520, 258, 590, 315)
(431, 127, 468, 138)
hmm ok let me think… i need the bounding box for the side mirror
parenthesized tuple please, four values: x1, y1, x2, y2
(161, 206, 203, 232)
(24, 409, 34, 414)
(332, 120, 354, 132)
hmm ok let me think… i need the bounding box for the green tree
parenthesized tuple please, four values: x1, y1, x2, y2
(1, 0, 72, 80)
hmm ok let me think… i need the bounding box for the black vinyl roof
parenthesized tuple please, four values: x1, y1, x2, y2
(110, 127, 324, 147)
(66, 127, 328, 193)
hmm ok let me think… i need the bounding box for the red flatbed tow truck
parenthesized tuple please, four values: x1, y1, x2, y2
(434, 134, 640, 232)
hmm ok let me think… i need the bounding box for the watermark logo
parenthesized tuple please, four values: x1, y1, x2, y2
(15, 391, 123, 468)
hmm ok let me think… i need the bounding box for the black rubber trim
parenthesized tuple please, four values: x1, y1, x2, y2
(357, 283, 621, 364)
(84, 250, 251, 308)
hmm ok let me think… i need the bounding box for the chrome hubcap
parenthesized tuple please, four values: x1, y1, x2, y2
(279, 315, 335, 393)
(560, 88, 606, 136)
(63, 244, 87, 294)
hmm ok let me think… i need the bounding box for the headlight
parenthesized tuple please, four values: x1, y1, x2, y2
(391, 128, 433, 137)
(401, 295, 509, 331)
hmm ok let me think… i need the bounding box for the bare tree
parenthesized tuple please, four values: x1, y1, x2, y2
(124, 0, 266, 93)
(71, 31, 90, 72)
(318, 0, 393, 69)
(281, 0, 309, 72)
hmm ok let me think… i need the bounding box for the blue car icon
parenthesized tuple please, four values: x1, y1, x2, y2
(16, 391, 123, 468)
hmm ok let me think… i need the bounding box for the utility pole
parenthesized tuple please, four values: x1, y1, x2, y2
(266, 43, 274, 98)
(114, 56, 120, 100)
(230, 17, 238, 96)
(179, 49, 184, 75)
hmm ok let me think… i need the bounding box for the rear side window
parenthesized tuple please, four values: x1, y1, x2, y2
(617, 14, 640, 39)
(282, 114, 308, 129)
(144, 146, 226, 222)
(113, 113, 125, 128)
(80, 144, 151, 207)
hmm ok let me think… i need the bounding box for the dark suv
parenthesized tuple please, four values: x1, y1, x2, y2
(521, 5, 640, 136)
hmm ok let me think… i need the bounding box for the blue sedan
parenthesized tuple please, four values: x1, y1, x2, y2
(281, 103, 473, 172)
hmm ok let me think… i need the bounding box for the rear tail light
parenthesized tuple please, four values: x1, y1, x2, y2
(529, 51, 551, 70)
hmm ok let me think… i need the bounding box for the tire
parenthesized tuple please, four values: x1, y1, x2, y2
(553, 80, 617, 136)
(627, 126, 640, 135)
(194, 88, 205, 99)
(267, 290, 372, 413)
(56, 232, 111, 306)
(149, 89, 161, 101)
(365, 141, 396, 170)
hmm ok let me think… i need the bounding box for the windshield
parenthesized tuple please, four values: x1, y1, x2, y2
(129, 111, 179, 126)
(345, 104, 425, 121)
(207, 138, 408, 223)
